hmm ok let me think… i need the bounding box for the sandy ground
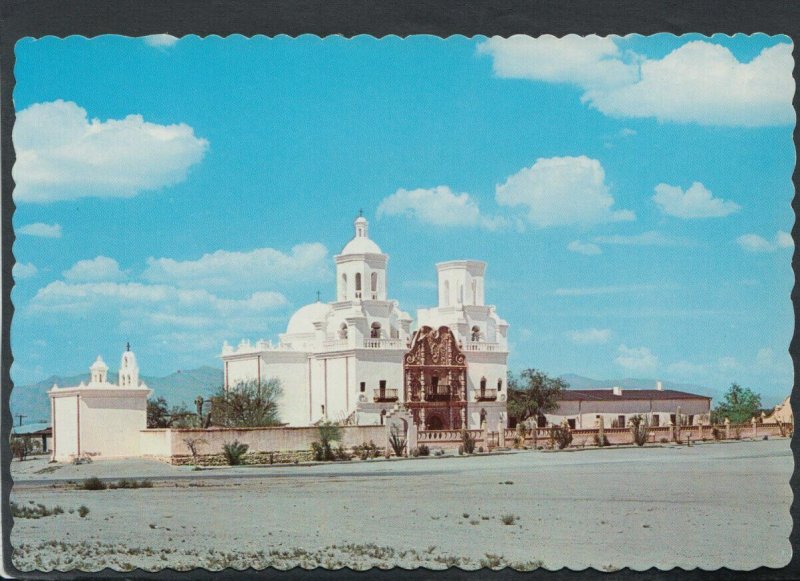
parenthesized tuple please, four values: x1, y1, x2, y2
(9, 439, 793, 572)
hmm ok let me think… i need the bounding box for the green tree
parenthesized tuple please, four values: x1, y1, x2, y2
(147, 396, 171, 428)
(712, 383, 762, 424)
(209, 378, 283, 427)
(507, 369, 568, 425)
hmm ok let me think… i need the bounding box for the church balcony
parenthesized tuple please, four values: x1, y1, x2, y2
(362, 338, 406, 349)
(475, 389, 498, 401)
(463, 341, 501, 352)
(373, 388, 398, 402)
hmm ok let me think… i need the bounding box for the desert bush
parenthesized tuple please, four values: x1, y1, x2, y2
(109, 479, 153, 490)
(333, 445, 351, 461)
(551, 425, 573, 449)
(389, 427, 406, 457)
(434, 449, 445, 456)
(353, 441, 380, 460)
(418, 444, 430, 456)
(222, 440, 249, 465)
(10, 437, 34, 461)
(71, 455, 92, 465)
(311, 421, 343, 461)
(209, 378, 283, 427)
(11, 502, 65, 519)
(461, 430, 477, 454)
(458, 445, 464, 455)
(593, 433, 610, 447)
(78, 505, 90, 518)
(711, 427, 722, 441)
(411, 447, 420, 457)
(183, 437, 207, 466)
(478, 446, 484, 453)
(79, 477, 107, 491)
(500, 514, 517, 525)
(629, 415, 649, 447)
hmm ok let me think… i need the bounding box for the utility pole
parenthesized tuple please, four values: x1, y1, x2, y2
(15, 414, 26, 426)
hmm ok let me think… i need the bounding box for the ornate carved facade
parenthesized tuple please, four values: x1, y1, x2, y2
(403, 325, 467, 429)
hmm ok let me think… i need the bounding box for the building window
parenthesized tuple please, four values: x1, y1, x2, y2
(360, 381, 366, 393)
(497, 379, 502, 392)
(339, 323, 348, 339)
(355, 273, 362, 291)
(458, 284, 464, 304)
(617, 415, 625, 427)
(341, 274, 347, 300)
(380, 409, 386, 425)
(537, 415, 547, 428)
(480, 377, 487, 392)
(370, 322, 381, 338)
(371, 272, 378, 292)
(567, 418, 576, 429)
(321, 405, 326, 416)
(471, 325, 480, 342)
(651, 414, 660, 427)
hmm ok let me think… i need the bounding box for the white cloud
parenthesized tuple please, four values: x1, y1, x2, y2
(13, 262, 38, 280)
(18, 222, 62, 238)
(615, 344, 659, 372)
(377, 186, 505, 230)
(618, 128, 637, 137)
(736, 231, 792, 253)
(592, 230, 691, 246)
(776, 230, 794, 248)
(652, 182, 740, 219)
(479, 37, 794, 127)
(567, 327, 611, 345)
(143, 34, 179, 48)
(567, 240, 602, 255)
(13, 100, 208, 203)
(142, 243, 330, 291)
(63, 256, 126, 282)
(717, 356, 741, 373)
(29, 281, 288, 322)
(495, 156, 634, 227)
(586, 41, 795, 127)
(477, 35, 637, 90)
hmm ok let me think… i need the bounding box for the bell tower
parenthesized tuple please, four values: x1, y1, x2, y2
(118, 342, 140, 388)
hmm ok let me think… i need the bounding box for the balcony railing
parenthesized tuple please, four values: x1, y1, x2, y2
(475, 389, 498, 401)
(463, 341, 501, 352)
(362, 338, 405, 349)
(322, 338, 350, 350)
(373, 388, 398, 402)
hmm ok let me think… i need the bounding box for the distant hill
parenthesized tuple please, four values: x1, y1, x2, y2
(558, 374, 722, 402)
(10, 366, 223, 424)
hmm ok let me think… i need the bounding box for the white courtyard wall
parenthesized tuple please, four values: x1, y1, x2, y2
(52, 394, 79, 460)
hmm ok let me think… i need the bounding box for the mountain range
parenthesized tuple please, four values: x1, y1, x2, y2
(10, 368, 727, 426)
(10, 366, 223, 424)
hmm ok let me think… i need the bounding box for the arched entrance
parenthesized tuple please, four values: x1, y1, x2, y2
(403, 325, 468, 430)
(426, 414, 444, 430)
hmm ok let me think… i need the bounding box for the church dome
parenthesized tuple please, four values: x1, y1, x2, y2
(286, 301, 332, 335)
(90, 356, 108, 371)
(340, 214, 382, 255)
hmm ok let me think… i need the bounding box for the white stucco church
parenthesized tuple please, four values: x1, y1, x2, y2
(221, 215, 510, 430)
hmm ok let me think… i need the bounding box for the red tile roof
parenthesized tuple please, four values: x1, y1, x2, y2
(558, 389, 710, 402)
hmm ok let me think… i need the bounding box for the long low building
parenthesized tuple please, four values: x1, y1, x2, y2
(543, 383, 712, 429)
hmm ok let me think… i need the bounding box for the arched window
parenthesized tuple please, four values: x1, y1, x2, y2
(371, 272, 378, 292)
(497, 378, 503, 392)
(443, 281, 450, 306)
(355, 272, 362, 298)
(480, 377, 487, 394)
(341, 273, 347, 300)
(458, 284, 464, 304)
(370, 321, 381, 338)
(471, 325, 480, 342)
(339, 323, 348, 339)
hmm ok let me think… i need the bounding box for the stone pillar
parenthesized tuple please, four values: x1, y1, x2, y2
(597, 416, 605, 447)
(724, 417, 731, 439)
(481, 420, 489, 450)
(752, 417, 757, 439)
(698, 420, 704, 440)
(498, 420, 506, 448)
(407, 423, 418, 450)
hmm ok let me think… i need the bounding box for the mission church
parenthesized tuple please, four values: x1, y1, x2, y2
(220, 214, 510, 430)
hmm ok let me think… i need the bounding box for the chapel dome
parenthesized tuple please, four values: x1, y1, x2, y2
(340, 214, 382, 255)
(286, 301, 332, 335)
(90, 356, 108, 371)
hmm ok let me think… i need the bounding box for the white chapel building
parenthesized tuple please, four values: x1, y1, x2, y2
(221, 215, 510, 430)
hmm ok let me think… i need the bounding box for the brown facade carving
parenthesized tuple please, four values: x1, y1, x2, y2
(403, 326, 467, 429)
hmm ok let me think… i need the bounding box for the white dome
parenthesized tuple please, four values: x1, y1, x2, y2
(286, 301, 332, 335)
(90, 356, 108, 371)
(341, 236, 382, 254)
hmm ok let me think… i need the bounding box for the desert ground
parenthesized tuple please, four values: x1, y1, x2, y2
(10, 438, 793, 572)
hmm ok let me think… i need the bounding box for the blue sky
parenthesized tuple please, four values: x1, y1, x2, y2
(11, 34, 795, 405)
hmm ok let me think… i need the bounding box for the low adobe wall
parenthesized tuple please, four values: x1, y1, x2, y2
(140, 425, 386, 464)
